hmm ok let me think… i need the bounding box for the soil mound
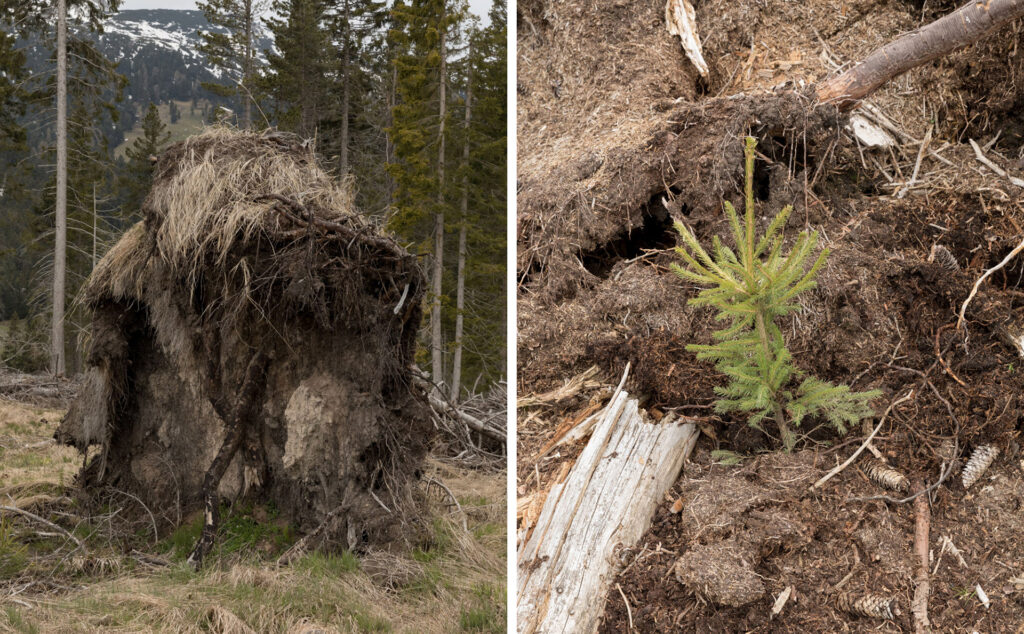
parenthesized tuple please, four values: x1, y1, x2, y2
(57, 128, 430, 548)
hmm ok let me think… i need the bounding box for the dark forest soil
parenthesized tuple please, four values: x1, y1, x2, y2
(517, 0, 1024, 630)
(599, 447, 1024, 632)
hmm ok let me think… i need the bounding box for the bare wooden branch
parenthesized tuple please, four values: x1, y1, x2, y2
(810, 389, 914, 491)
(912, 479, 931, 633)
(817, 0, 1024, 110)
(0, 505, 85, 553)
(957, 232, 1024, 330)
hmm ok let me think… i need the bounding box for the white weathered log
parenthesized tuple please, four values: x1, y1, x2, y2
(517, 393, 699, 633)
(666, 0, 709, 78)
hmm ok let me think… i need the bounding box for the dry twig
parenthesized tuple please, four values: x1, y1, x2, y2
(810, 390, 914, 491)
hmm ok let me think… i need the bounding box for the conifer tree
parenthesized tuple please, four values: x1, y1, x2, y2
(388, 0, 469, 389)
(263, 0, 331, 138)
(196, 0, 269, 129)
(673, 137, 879, 451)
(121, 103, 170, 217)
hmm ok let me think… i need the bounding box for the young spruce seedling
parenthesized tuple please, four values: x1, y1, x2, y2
(672, 137, 879, 451)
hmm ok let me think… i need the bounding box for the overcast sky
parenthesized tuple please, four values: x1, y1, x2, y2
(120, 0, 494, 25)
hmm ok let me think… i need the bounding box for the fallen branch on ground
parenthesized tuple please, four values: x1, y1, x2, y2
(912, 479, 931, 633)
(816, 0, 1024, 110)
(957, 233, 1024, 331)
(0, 505, 85, 553)
(810, 389, 914, 491)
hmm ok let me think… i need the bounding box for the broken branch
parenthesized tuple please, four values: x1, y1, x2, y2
(912, 479, 931, 634)
(817, 0, 1024, 110)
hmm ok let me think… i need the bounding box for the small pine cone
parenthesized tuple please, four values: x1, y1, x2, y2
(836, 592, 895, 619)
(864, 460, 909, 492)
(962, 445, 999, 489)
(928, 244, 960, 271)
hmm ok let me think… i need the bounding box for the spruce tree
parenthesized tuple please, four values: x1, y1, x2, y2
(121, 103, 170, 217)
(196, 0, 269, 129)
(263, 0, 331, 138)
(673, 137, 879, 451)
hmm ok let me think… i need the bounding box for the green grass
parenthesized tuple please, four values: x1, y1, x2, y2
(459, 584, 504, 633)
(0, 399, 506, 633)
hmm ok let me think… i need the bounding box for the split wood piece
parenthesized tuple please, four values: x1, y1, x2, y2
(817, 0, 1024, 110)
(665, 0, 708, 78)
(187, 351, 269, 570)
(517, 365, 601, 408)
(535, 363, 632, 460)
(517, 392, 699, 634)
(912, 480, 930, 634)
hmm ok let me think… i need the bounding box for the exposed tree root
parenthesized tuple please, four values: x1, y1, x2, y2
(187, 351, 270, 570)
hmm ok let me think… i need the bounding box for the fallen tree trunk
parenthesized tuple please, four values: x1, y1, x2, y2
(517, 392, 699, 633)
(817, 0, 1024, 110)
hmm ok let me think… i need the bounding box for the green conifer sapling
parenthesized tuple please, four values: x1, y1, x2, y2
(672, 136, 879, 451)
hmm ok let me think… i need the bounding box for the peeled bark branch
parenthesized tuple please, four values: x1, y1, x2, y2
(817, 0, 1024, 110)
(912, 480, 931, 633)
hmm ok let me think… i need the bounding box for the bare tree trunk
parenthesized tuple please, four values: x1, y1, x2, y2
(339, 0, 351, 174)
(242, 0, 253, 130)
(451, 58, 471, 402)
(92, 182, 97, 269)
(385, 64, 396, 210)
(817, 0, 1024, 110)
(430, 6, 447, 392)
(51, 0, 67, 377)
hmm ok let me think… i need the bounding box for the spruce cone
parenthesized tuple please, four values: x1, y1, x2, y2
(836, 592, 895, 619)
(863, 460, 908, 492)
(962, 445, 999, 489)
(928, 244, 960, 271)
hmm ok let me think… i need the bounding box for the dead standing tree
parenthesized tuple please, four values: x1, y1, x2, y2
(57, 129, 432, 568)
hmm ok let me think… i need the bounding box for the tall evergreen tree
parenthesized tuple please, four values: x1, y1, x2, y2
(263, 0, 331, 138)
(387, 0, 469, 390)
(196, 0, 269, 129)
(449, 0, 506, 389)
(121, 103, 170, 217)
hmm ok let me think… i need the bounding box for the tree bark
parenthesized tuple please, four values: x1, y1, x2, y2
(339, 0, 351, 174)
(817, 0, 1024, 110)
(242, 0, 254, 130)
(451, 54, 471, 402)
(430, 5, 447, 393)
(51, 0, 67, 377)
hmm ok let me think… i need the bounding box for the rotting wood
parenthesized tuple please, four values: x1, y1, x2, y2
(816, 0, 1024, 110)
(665, 0, 708, 78)
(187, 350, 270, 570)
(517, 392, 699, 633)
(517, 365, 601, 408)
